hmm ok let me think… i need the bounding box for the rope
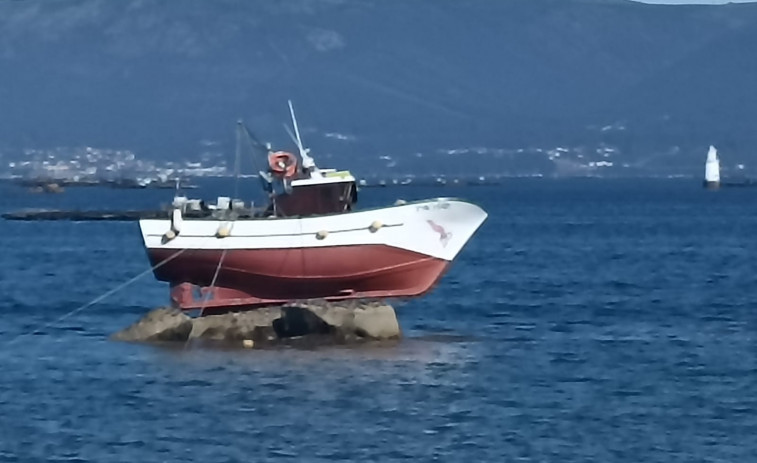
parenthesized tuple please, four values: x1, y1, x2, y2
(198, 249, 228, 318)
(299, 217, 306, 283)
(237, 121, 268, 175)
(4, 247, 190, 346)
(180, 248, 229, 350)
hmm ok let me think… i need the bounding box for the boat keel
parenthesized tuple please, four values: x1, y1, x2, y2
(170, 281, 429, 312)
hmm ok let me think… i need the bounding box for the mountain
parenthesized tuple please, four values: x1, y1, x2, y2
(1, 0, 756, 177)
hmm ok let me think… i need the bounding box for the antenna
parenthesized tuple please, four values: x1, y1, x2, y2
(287, 100, 319, 174)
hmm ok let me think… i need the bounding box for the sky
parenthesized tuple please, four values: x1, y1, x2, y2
(637, 0, 755, 3)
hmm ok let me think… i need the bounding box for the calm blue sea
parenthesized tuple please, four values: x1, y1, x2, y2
(1, 178, 756, 462)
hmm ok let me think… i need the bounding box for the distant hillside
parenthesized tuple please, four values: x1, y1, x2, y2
(1, 0, 756, 177)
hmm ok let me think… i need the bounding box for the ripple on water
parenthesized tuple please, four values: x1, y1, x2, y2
(2, 180, 757, 461)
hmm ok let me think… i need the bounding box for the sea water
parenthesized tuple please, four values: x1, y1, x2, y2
(1, 178, 756, 461)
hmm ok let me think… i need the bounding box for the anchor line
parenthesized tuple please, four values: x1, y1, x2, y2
(198, 249, 228, 318)
(4, 247, 191, 346)
(299, 218, 306, 287)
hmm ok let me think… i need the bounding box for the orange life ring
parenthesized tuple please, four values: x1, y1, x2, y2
(268, 151, 298, 178)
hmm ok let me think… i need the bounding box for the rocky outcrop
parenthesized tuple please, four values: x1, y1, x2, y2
(111, 300, 401, 347)
(189, 306, 282, 344)
(110, 307, 194, 342)
(301, 300, 401, 340)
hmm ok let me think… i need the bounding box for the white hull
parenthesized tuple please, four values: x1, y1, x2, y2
(140, 198, 488, 262)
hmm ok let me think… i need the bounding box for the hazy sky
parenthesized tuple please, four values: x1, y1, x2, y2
(637, 0, 757, 4)
(637, 0, 755, 3)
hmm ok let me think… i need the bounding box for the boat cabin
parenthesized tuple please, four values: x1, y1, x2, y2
(272, 170, 357, 217)
(167, 103, 360, 221)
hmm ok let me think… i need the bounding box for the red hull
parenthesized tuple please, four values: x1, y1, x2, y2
(147, 245, 449, 312)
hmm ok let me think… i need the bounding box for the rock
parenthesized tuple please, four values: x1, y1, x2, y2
(189, 306, 282, 345)
(353, 302, 401, 339)
(296, 300, 401, 340)
(273, 305, 333, 338)
(111, 307, 193, 342)
(111, 300, 401, 347)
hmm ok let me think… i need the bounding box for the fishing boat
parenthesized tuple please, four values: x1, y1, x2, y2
(704, 145, 720, 190)
(139, 102, 487, 312)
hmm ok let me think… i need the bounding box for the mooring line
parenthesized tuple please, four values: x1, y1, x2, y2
(181, 248, 230, 350)
(198, 249, 228, 318)
(4, 247, 190, 346)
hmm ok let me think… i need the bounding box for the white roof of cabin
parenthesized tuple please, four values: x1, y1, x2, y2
(291, 170, 355, 187)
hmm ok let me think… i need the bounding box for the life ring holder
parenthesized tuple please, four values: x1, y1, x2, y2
(268, 151, 298, 178)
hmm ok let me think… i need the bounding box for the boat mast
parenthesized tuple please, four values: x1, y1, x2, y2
(287, 100, 321, 178)
(234, 122, 242, 199)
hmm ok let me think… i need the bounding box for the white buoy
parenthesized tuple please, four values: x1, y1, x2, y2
(162, 229, 177, 243)
(369, 220, 383, 233)
(704, 145, 720, 190)
(316, 230, 329, 240)
(216, 222, 231, 238)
